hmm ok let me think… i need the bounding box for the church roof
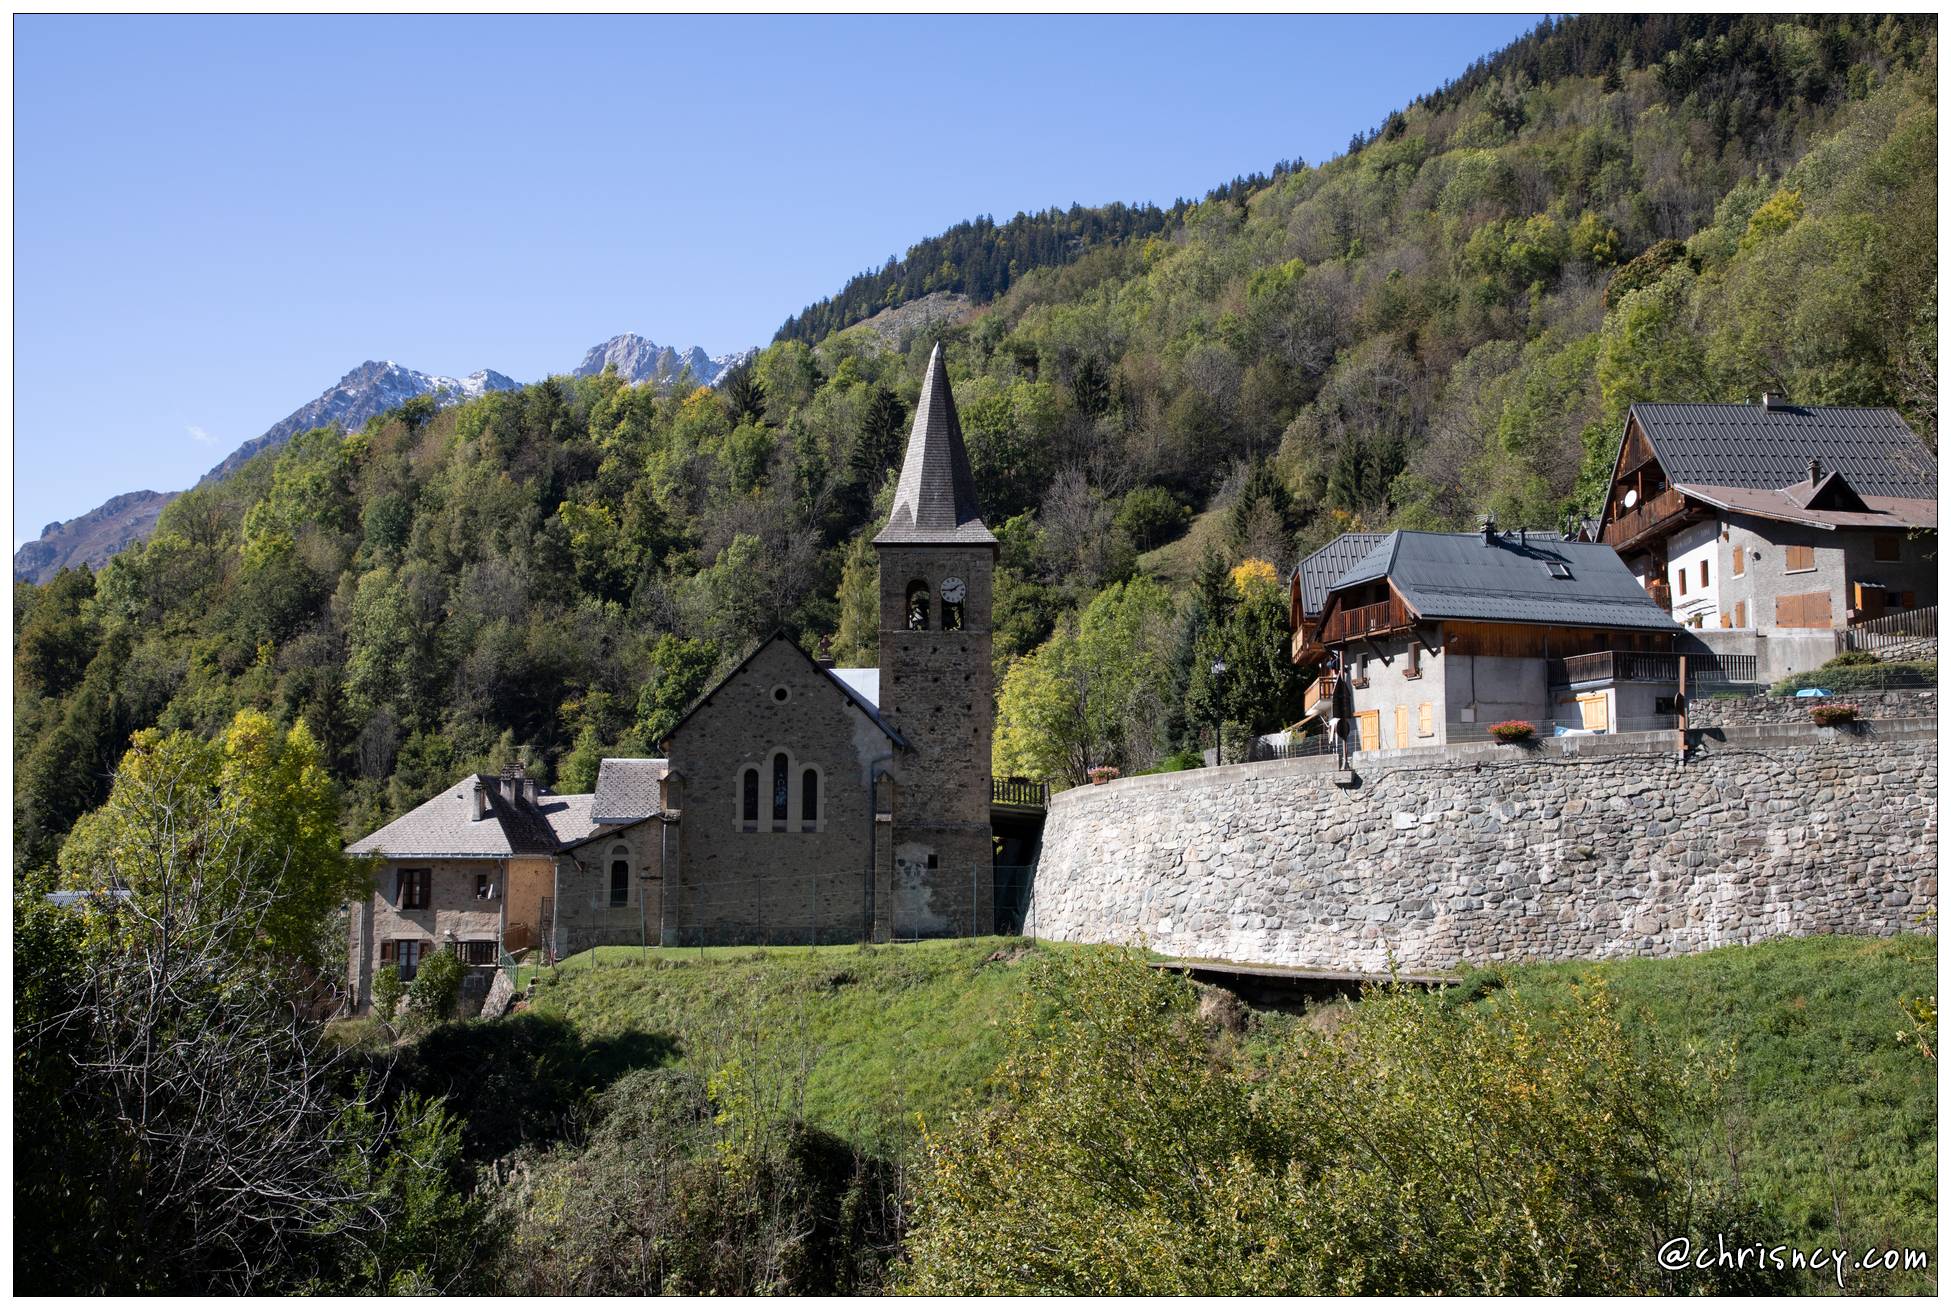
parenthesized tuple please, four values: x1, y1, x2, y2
(873, 342, 996, 546)
(591, 758, 668, 826)
(658, 631, 908, 750)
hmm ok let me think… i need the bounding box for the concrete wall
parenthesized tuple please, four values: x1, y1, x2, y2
(1346, 630, 1446, 748)
(552, 820, 666, 955)
(1028, 720, 1935, 973)
(1666, 518, 1721, 628)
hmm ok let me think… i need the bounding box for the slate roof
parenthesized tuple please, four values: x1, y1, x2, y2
(349, 775, 571, 859)
(1292, 532, 1391, 616)
(591, 758, 667, 826)
(1328, 530, 1683, 633)
(1629, 403, 1937, 501)
(873, 342, 996, 546)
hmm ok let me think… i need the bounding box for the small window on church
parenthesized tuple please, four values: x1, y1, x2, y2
(741, 768, 758, 825)
(906, 580, 931, 631)
(609, 858, 629, 907)
(772, 752, 789, 823)
(802, 768, 819, 830)
(942, 600, 964, 631)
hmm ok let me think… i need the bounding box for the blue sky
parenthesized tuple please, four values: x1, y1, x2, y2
(14, 13, 1543, 541)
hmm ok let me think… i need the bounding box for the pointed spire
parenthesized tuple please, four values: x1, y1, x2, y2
(874, 342, 996, 546)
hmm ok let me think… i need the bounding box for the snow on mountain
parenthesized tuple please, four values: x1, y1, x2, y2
(573, 334, 747, 388)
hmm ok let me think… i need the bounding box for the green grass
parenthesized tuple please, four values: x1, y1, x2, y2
(519, 931, 1936, 1282)
(525, 936, 1077, 1156)
(1487, 934, 1938, 1279)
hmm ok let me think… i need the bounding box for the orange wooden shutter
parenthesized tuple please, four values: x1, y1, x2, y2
(1395, 704, 1410, 748)
(1785, 544, 1816, 572)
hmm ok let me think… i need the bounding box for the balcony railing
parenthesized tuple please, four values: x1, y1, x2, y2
(1303, 671, 1337, 717)
(992, 777, 1050, 810)
(1844, 604, 1936, 653)
(1547, 651, 1759, 686)
(1321, 594, 1414, 645)
(1601, 485, 1689, 549)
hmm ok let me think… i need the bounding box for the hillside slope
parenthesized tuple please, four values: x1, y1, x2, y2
(513, 933, 1933, 1289)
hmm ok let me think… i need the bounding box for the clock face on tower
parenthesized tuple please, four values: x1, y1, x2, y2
(940, 577, 967, 605)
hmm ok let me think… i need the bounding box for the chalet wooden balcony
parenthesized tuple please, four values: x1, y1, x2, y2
(1547, 651, 1759, 686)
(1320, 594, 1414, 645)
(1600, 485, 1690, 551)
(1303, 671, 1337, 717)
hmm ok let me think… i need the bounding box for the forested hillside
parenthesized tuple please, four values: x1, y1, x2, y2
(14, 13, 1937, 863)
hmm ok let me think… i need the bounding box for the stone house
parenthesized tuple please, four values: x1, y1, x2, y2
(1599, 398, 1936, 676)
(1307, 525, 1687, 749)
(343, 342, 1011, 1007)
(344, 766, 598, 1011)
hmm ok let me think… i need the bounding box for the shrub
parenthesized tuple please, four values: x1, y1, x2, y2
(1487, 719, 1536, 743)
(901, 952, 1781, 1294)
(493, 1067, 902, 1294)
(1824, 650, 1882, 668)
(371, 963, 403, 1024)
(1770, 660, 1934, 695)
(1087, 766, 1121, 784)
(406, 949, 467, 1024)
(1809, 703, 1859, 727)
(1116, 485, 1190, 551)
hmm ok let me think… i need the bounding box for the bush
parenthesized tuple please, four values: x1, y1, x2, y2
(1116, 486, 1191, 552)
(1824, 650, 1882, 668)
(1487, 719, 1536, 743)
(406, 949, 467, 1024)
(1770, 660, 1934, 695)
(901, 952, 1782, 1294)
(493, 1068, 902, 1294)
(372, 963, 403, 1024)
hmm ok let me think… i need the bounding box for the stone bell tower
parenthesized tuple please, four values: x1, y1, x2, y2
(872, 341, 997, 936)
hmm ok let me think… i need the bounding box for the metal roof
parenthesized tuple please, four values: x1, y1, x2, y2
(1292, 532, 1390, 616)
(873, 342, 996, 546)
(830, 667, 880, 707)
(1629, 402, 1936, 500)
(591, 758, 667, 826)
(1329, 530, 1684, 632)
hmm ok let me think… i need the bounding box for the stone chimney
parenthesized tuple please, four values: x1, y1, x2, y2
(1807, 455, 1823, 483)
(1480, 511, 1497, 545)
(471, 777, 491, 821)
(1762, 392, 1785, 412)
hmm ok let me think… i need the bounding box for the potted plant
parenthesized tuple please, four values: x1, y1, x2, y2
(1088, 765, 1120, 785)
(1487, 719, 1537, 744)
(1810, 702, 1860, 728)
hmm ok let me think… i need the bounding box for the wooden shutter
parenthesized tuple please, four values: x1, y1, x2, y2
(1776, 591, 1833, 628)
(1733, 600, 1747, 628)
(1577, 692, 1610, 731)
(379, 940, 396, 964)
(1731, 549, 1744, 577)
(1418, 703, 1434, 737)
(1785, 544, 1816, 573)
(1395, 705, 1410, 749)
(1356, 710, 1381, 752)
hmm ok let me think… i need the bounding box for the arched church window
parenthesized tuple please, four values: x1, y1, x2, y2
(772, 752, 789, 823)
(609, 847, 630, 907)
(905, 580, 931, 631)
(741, 768, 758, 825)
(802, 767, 819, 829)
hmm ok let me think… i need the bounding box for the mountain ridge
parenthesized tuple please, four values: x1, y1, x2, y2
(17, 338, 744, 582)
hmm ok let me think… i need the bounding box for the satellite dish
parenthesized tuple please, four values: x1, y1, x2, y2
(1622, 488, 1640, 509)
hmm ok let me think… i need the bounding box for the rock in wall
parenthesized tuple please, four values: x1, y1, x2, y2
(1028, 721, 1935, 972)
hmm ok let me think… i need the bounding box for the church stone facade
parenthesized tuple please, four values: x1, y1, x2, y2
(342, 343, 999, 998)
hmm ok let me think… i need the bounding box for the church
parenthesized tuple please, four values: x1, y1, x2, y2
(344, 344, 1009, 1006)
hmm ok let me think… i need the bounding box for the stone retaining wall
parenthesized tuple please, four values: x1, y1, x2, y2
(1028, 721, 1936, 972)
(1688, 688, 1936, 728)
